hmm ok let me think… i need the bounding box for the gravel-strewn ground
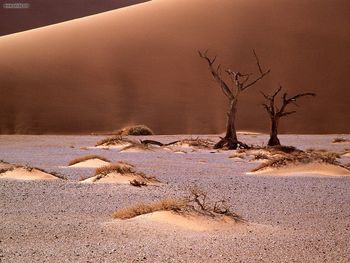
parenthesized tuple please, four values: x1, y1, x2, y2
(0, 134, 349, 262)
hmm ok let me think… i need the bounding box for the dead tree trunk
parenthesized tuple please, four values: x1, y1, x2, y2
(199, 49, 270, 149)
(261, 86, 316, 146)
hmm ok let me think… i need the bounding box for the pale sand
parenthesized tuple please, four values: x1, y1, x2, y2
(81, 172, 156, 185)
(333, 142, 350, 144)
(69, 158, 110, 168)
(342, 152, 350, 157)
(120, 147, 150, 153)
(0, 167, 58, 180)
(134, 211, 238, 232)
(1, 134, 350, 262)
(94, 142, 132, 150)
(248, 163, 350, 176)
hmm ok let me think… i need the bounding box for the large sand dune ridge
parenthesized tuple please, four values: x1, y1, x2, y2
(0, 0, 349, 134)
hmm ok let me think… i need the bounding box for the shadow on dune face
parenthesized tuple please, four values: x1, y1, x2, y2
(0, 0, 349, 134)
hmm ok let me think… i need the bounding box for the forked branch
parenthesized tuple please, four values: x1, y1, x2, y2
(198, 50, 234, 100)
(262, 86, 316, 119)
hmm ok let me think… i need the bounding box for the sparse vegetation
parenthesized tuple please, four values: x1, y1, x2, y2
(94, 161, 135, 176)
(333, 137, 350, 143)
(140, 138, 215, 150)
(114, 125, 154, 136)
(113, 199, 187, 219)
(113, 187, 243, 221)
(95, 135, 133, 146)
(68, 155, 110, 166)
(91, 161, 157, 184)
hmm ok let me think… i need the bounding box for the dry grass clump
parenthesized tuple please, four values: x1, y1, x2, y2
(113, 199, 187, 219)
(95, 136, 133, 146)
(68, 155, 110, 166)
(252, 149, 343, 172)
(114, 125, 154, 136)
(113, 187, 243, 221)
(332, 137, 350, 143)
(92, 161, 157, 185)
(94, 161, 135, 176)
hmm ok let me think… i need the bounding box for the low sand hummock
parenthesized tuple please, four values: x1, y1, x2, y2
(80, 161, 159, 185)
(112, 192, 244, 231)
(68, 155, 110, 168)
(136, 211, 237, 232)
(119, 143, 155, 153)
(0, 162, 62, 181)
(248, 162, 350, 176)
(95, 136, 134, 149)
(247, 148, 350, 176)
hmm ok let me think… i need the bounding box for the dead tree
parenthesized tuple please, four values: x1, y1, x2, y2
(199, 50, 270, 149)
(261, 86, 316, 146)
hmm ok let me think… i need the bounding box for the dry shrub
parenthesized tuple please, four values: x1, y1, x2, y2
(95, 135, 133, 146)
(113, 187, 243, 221)
(252, 153, 269, 160)
(333, 137, 350, 143)
(68, 155, 110, 166)
(114, 125, 154, 136)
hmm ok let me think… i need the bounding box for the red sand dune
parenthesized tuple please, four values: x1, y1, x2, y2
(0, 0, 149, 36)
(0, 0, 349, 134)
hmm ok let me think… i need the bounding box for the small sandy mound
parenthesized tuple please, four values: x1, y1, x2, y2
(342, 152, 350, 157)
(95, 142, 132, 150)
(81, 161, 158, 185)
(248, 163, 350, 176)
(81, 172, 156, 184)
(136, 211, 237, 232)
(69, 158, 110, 168)
(0, 167, 60, 181)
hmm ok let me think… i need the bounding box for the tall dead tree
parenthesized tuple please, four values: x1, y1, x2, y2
(261, 86, 316, 146)
(199, 50, 270, 149)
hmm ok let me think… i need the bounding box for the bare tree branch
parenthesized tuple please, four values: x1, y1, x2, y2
(198, 50, 234, 100)
(280, 111, 297, 117)
(253, 49, 263, 74)
(278, 92, 316, 116)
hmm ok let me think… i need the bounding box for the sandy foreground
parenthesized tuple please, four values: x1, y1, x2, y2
(0, 134, 349, 262)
